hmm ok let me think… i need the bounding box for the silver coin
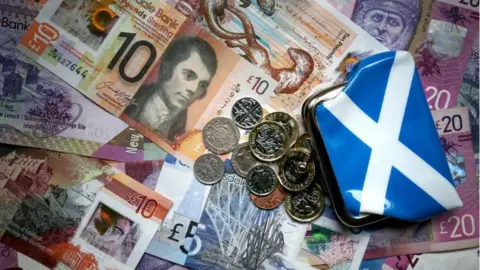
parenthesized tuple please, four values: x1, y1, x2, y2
(247, 165, 277, 196)
(203, 117, 240, 154)
(231, 142, 262, 178)
(231, 97, 263, 129)
(194, 154, 225, 185)
(264, 112, 299, 147)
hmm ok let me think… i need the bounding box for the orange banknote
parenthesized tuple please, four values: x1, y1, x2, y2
(18, 0, 278, 164)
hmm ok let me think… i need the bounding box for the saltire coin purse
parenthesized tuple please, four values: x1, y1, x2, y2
(302, 51, 462, 227)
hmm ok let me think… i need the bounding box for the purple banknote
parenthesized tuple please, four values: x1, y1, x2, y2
(364, 107, 478, 259)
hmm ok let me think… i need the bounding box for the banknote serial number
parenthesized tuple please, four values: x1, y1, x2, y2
(48, 49, 88, 78)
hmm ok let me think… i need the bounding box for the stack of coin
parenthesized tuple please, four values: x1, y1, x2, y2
(195, 97, 325, 223)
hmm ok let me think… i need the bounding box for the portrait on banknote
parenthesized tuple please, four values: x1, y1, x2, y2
(124, 35, 218, 142)
(80, 202, 141, 263)
(351, 0, 420, 50)
(50, 0, 119, 50)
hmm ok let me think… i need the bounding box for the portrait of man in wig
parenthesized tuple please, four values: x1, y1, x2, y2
(351, 0, 421, 50)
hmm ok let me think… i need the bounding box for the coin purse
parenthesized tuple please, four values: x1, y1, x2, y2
(302, 51, 463, 227)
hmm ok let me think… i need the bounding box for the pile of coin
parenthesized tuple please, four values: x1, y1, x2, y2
(193, 97, 325, 223)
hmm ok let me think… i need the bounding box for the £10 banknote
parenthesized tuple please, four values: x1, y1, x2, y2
(0, 144, 172, 270)
(17, 0, 278, 165)
(168, 0, 387, 112)
(0, 1, 167, 162)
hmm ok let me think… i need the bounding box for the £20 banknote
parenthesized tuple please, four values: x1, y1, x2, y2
(364, 107, 479, 259)
(17, 0, 278, 165)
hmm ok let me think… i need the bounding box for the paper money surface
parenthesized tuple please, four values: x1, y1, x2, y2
(297, 203, 370, 270)
(326, 0, 436, 52)
(456, 35, 479, 157)
(170, 0, 387, 112)
(0, 243, 50, 270)
(364, 107, 479, 259)
(359, 248, 479, 270)
(107, 155, 197, 270)
(261, 253, 316, 270)
(147, 159, 308, 269)
(415, 0, 479, 110)
(0, 145, 172, 269)
(110, 159, 166, 190)
(0, 1, 167, 162)
(327, 0, 479, 111)
(138, 155, 210, 269)
(17, 0, 278, 165)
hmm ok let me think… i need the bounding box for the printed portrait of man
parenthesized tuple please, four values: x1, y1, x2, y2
(351, 0, 421, 50)
(124, 36, 218, 142)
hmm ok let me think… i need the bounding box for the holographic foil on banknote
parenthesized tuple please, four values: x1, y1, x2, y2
(414, 0, 478, 110)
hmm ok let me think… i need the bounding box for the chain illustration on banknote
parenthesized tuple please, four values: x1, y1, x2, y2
(200, 0, 315, 95)
(189, 0, 386, 111)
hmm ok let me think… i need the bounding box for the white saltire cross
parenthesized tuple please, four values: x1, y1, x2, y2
(324, 51, 462, 215)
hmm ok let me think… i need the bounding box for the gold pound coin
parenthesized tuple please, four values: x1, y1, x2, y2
(285, 183, 325, 223)
(264, 112, 299, 147)
(249, 121, 289, 162)
(278, 148, 315, 192)
(294, 133, 312, 154)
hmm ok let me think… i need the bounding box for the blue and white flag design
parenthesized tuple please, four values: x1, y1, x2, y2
(316, 51, 462, 221)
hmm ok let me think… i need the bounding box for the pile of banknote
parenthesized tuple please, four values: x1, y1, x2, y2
(0, 0, 477, 269)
